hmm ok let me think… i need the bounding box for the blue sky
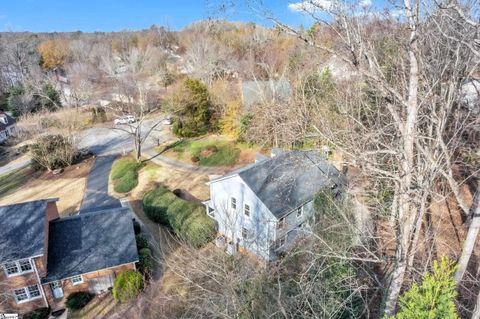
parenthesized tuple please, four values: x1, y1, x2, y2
(0, 0, 311, 32)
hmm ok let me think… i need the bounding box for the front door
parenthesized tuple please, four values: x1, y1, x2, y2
(50, 281, 64, 299)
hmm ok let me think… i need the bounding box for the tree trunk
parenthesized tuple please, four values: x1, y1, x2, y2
(454, 189, 480, 285)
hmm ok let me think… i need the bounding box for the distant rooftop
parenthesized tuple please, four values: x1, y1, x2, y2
(0, 199, 51, 260)
(212, 150, 345, 219)
(43, 207, 138, 283)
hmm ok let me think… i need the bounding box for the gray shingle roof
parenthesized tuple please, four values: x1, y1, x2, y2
(42, 207, 138, 283)
(0, 112, 15, 132)
(0, 200, 50, 260)
(215, 150, 345, 219)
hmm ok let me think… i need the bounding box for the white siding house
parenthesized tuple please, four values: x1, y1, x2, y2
(204, 149, 344, 261)
(0, 112, 16, 143)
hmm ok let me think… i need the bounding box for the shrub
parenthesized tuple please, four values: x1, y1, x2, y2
(138, 248, 153, 274)
(143, 187, 216, 247)
(110, 157, 142, 193)
(65, 292, 93, 310)
(136, 234, 149, 250)
(180, 207, 217, 248)
(23, 308, 50, 319)
(143, 188, 178, 224)
(392, 257, 458, 319)
(191, 156, 200, 163)
(31, 134, 77, 171)
(113, 270, 144, 303)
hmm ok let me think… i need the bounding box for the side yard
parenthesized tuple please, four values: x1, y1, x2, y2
(0, 158, 93, 215)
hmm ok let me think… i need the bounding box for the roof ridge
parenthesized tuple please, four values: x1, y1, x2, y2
(51, 207, 129, 223)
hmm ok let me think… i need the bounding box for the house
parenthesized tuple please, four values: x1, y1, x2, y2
(0, 199, 138, 314)
(240, 80, 291, 109)
(203, 149, 345, 261)
(0, 112, 16, 143)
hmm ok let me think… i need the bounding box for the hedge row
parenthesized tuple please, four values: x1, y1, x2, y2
(142, 187, 216, 247)
(110, 157, 143, 193)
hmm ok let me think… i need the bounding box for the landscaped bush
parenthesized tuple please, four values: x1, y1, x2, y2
(31, 134, 77, 171)
(136, 234, 149, 250)
(143, 188, 177, 224)
(113, 270, 144, 303)
(142, 187, 216, 247)
(110, 156, 143, 193)
(180, 207, 217, 248)
(65, 292, 93, 310)
(23, 307, 50, 319)
(138, 248, 153, 274)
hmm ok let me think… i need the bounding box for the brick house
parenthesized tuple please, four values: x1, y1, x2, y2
(0, 199, 138, 314)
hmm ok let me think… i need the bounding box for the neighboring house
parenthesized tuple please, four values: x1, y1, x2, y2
(0, 112, 16, 143)
(0, 199, 138, 314)
(204, 149, 345, 261)
(240, 80, 291, 109)
(461, 78, 480, 114)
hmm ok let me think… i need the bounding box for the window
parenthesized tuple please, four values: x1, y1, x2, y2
(3, 259, 33, 277)
(275, 236, 286, 249)
(242, 227, 248, 239)
(4, 262, 19, 275)
(27, 285, 41, 298)
(71, 275, 83, 285)
(13, 285, 41, 304)
(231, 197, 237, 210)
(244, 204, 250, 217)
(277, 217, 286, 229)
(296, 206, 303, 219)
(19, 259, 32, 272)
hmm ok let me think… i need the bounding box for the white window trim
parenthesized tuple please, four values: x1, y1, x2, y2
(243, 203, 251, 217)
(230, 197, 237, 210)
(13, 284, 42, 304)
(277, 217, 286, 229)
(3, 259, 34, 277)
(71, 275, 84, 285)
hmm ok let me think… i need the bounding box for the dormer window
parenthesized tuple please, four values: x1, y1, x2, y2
(0, 115, 7, 125)
(277, 217, 286, 229)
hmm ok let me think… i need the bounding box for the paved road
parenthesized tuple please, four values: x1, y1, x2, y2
(79, 155, 121, 213)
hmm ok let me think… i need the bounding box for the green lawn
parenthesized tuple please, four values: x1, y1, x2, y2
(0, 165, 36, 196)
(166, 139, 241, 167)
(110, 156, 144, 193)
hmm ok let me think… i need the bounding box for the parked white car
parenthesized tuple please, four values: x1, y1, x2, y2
(114, 115, 136, 125)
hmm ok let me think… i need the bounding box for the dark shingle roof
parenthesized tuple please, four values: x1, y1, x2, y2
(214, 150, 345, 219)
(42, 207, 138, 283)
(0, 200, 49, 260)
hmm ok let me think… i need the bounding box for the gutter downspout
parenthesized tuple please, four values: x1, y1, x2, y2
(32, 257, 49, 308)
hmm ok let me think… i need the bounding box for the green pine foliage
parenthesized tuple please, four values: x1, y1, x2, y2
(112, 270, 144, 303)
(172, 78, 212, 137)
(391, 257, 458, 319)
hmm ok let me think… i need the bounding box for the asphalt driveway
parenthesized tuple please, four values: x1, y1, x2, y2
(79, 155, 121, 213)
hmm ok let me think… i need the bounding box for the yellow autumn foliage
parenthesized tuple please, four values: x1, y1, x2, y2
(220, 100, 241, 139)
(38, 39, 69, 70)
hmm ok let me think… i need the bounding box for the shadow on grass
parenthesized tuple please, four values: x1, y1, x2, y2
(0, 165, 37, 197)
(143, 139, 185, 163)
